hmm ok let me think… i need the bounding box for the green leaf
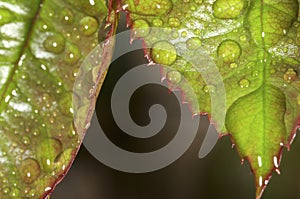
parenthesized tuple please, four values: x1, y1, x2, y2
(120, 0, 300, 197)
(0, 0, 115, 198)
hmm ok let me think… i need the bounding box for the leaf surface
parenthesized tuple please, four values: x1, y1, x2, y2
(118, 0, 300, 197)
(0, 0, 115, 198)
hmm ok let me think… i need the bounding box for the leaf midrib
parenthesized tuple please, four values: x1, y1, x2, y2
(0, 0, 44, 106)
(260, 0, 267, 173)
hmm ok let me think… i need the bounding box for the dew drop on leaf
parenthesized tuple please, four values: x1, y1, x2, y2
(193, 28, 201, 35)
(32, 128, 40, 137)
(246, 61, 256, 69)
(2, 177, 8, 184)
(252, 70, 259, 77)
(283, 68, 297, 83)
(22, 136, 30, 145)
(68, 130, 77, 138)
(239, 78, 250, 88)
(212, 0, 247, 19)
(239, 34, 247, 42)
(186, 37, 202, 50)
(152, 18, 163, 27)
(10, 188, 20, 198)
(151, 41, 177, 65)
(167, 70, 181, 84)
(229, 62, 238, 69)
(190, 5, 196, 11)
(79, 16, 99, 36)
(181, 31, 188, 38)
(36, 138, 62, 172)
(168, 17, 181, 27)
(64, 44, 82, 65)
(132, 19, 150, 37)
(19, 158, 41, 184)
(60, 8, 74, 25)
(172, 31, 179, 39)
(2, 187, 10, 195)
(55, 148, 74, 171)
(40, 23, 49, 32)
(28, 189, 35, 197)
(203, 85, 216, 93)
(43, 34, 65, 54)
(217, 39, 241, 63)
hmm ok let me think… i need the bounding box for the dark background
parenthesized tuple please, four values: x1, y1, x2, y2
(51, 14, 300, 199)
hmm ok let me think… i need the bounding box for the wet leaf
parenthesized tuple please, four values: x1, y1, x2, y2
(119, 0, 300, 198)
(0, 0, 116, 198)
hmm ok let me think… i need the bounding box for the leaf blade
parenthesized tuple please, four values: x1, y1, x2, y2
(0, 0, 113, 198)
(119, 0, 300, 197)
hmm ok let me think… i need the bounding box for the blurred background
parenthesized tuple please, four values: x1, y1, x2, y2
(51, 13, 300, 199)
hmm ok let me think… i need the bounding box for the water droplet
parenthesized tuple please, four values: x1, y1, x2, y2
(259, 176, 263, 187)
(193, 28, 201, 35)
(168, 17, 180, 27)
(10, 188, 20, 198)
(283, 47, 289, 53)
(68, 129, 77, 138)
(152, 18, 163, 27)
(36, 138, 62, 171)
(55, 148, 74, 171)
(257, 50, 266, 63)
(22, 136, 30, 145)
(273, 156, 279, 168)
(181, 31, 188, 38)
(64, 44, 81, 65)
(0, 8, 13, 26)
(85, 122, 91, 129)
(257, 156, 262, 167)
(132, 19, 150, 37)
(239, 35, 247, 42)
(2, 187, 10, 194)
(217, 40, 241, 63)
(123, 0, 173, 16)
(246, 61, 256, 69)
(264, 179, 269, 185)
(213, 0, 247, 19)
(283, 68, 297, 83)
(32, 128, 40, 136)
(252, 70, 259, 77)
(167, 70, 181, 84)
(203, 85, 216, 93)
(229, 62, 238, 69)
(44, 187, 51, 192)
(186, 37, 202, 50)
(171, 31, 179, 39)
(28, 189, 36, 197)
(79, 16, 99, 36)
(60, 8, 74, 24)
(41, 24, 48, 31)
(43, 34, 65, 54)
(19, 158, 41, 184)
(59, 94, 73, 116)
(151, 41, 177, 65)
(239, 78, 250, 88)
(190, 5, 196, 11)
